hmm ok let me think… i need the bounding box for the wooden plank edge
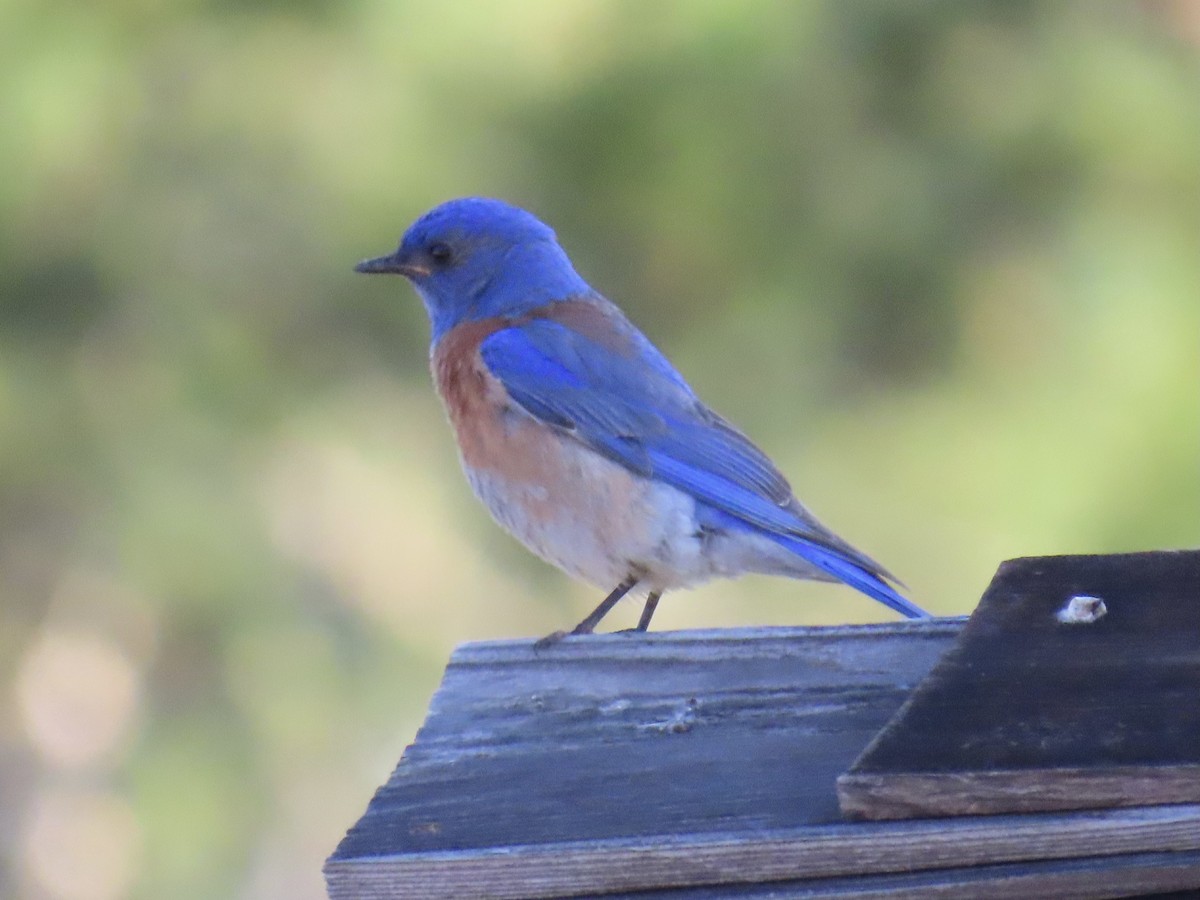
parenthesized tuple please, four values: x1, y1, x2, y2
(324, 804, 1200, 900)
(446, 619, 970, 661)
(591, 849, 1200, 900)
(837, 765, 1200, 820)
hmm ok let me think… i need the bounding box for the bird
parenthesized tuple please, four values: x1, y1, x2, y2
(355, 197, 929, 642)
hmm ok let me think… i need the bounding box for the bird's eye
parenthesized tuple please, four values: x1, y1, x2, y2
(428, 242, 453, 265)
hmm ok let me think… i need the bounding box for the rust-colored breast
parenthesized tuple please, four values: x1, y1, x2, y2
(432, 318, 509, 466)
(430, 309, 666, 586)
(431, 317, 561, 503)
(431, 298, 631, 466)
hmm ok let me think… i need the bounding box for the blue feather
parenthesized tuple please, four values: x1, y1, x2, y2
(766, 533, 929, 618)
(479, 308, 926, 618)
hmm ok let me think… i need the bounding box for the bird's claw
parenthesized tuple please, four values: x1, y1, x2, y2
(533, 630, 569, 650)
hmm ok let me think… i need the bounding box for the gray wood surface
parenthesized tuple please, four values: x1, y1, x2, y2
(556, 849, 1200, 899)
(839, 550, 1200, 820)
(325, 620, 1200, 899)
(327, 807, 1200, 899)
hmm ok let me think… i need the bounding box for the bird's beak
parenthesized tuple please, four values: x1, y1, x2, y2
(354, 251, 430, 278)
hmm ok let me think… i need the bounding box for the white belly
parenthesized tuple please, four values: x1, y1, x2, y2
(462, 438, 716, 592)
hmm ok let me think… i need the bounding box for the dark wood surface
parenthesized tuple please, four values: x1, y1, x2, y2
(327, 807, 1200, 899)
(839, 550, 1200, 820)
(581, 849, 1200, 899)
(325, 617, 1200, 899)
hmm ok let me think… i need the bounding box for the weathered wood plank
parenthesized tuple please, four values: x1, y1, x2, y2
(326, 805, 1200, 899)
(335, 622, 961, 856)
(839, 550, 1200, 820)
(576, 849, 1200, 898)
(325, 620, 1200, 899)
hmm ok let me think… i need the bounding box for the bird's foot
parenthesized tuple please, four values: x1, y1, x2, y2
(533, 630, 569, 650)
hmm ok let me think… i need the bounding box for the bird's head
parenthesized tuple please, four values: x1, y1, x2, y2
(356, 198, 591, 340)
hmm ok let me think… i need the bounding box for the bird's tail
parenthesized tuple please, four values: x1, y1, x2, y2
(769, 533, 930, 619)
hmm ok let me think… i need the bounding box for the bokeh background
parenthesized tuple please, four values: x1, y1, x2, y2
(2, 1, 1197, 897)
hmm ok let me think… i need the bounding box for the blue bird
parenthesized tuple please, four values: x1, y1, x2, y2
(356, 198, 928, 640)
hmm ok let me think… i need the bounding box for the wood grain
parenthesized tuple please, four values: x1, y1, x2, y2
(325, 618, 1200, 898)
(839, 550, 1200, 820)
(575, 849, 1200, 898)
(326, 806, 1200, 899)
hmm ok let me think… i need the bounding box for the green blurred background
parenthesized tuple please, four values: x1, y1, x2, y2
(2, 1, 1197, 897)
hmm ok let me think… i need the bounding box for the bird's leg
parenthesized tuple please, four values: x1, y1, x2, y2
(634, 591, 662, 632)
(571, 576, 639, 634)
(534, 576, 638, 648)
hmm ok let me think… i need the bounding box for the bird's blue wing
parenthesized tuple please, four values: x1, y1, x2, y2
(481, 315, 843, 548)
(480, 313, 926, 618)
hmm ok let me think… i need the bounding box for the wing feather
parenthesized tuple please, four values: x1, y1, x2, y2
(480, 314, 837, 547)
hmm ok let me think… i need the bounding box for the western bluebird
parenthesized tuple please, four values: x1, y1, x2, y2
(356, 198, 928, 640)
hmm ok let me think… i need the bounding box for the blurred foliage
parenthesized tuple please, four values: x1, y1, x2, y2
(1, 1, 1197, 898)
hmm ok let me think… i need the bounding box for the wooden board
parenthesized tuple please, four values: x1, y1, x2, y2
(838, 550, 1200, 821)
(583, 849, 1200, 899)
(326, 808, 1200, 899)
(324, 620, 1200, 899)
